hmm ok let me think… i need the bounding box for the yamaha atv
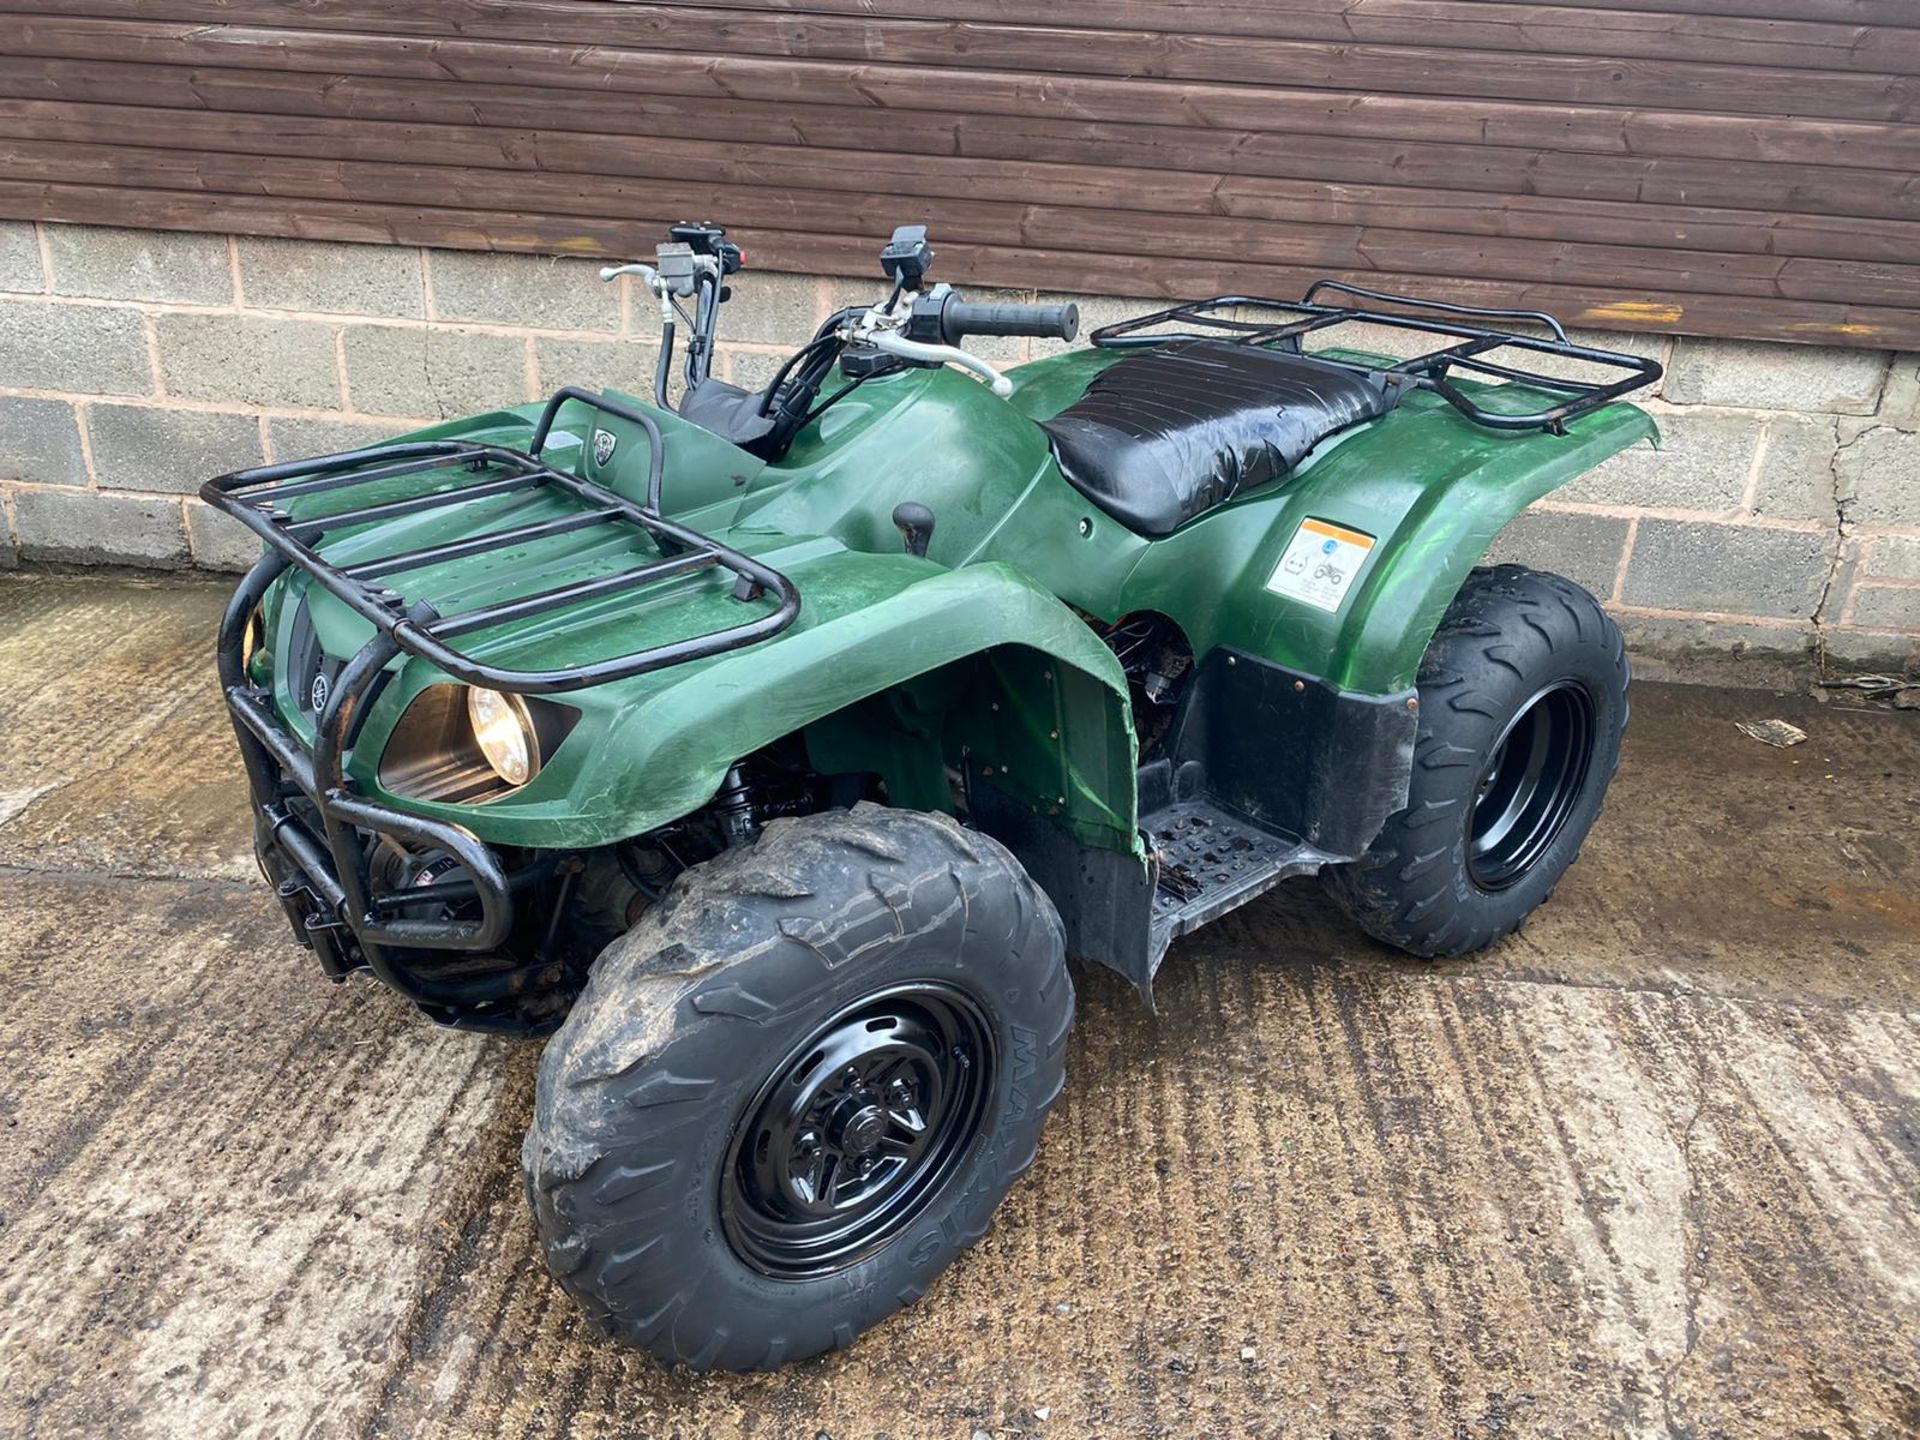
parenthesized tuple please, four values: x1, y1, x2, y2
(204, 223, 1659, 1371)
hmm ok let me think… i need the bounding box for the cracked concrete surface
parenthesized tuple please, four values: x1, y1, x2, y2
(0, 572, 1917, 1439)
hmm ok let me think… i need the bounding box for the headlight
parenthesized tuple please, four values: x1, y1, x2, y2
(467, 687, 539, 787)
(241, 605, 268, 682)
(379, 684, 578, 803)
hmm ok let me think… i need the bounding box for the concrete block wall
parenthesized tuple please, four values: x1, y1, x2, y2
(2, 222, 1916, 672)
(1483, 337, 1920, 674)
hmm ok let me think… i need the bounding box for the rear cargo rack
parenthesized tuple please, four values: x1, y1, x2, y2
(202, 386, 800, 695)
(1091, 282, 1661, 435)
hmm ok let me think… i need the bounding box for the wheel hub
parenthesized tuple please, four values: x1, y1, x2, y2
(721, 983, 997, 1279)
(834, 1101, 889, 1157)
(1467, 679, 1597, 892)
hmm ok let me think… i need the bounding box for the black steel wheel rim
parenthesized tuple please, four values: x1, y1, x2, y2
(1467, 680, 1597, 892)
(721, 982, 997, 1280)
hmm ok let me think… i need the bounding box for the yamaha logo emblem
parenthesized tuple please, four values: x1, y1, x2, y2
(592, 428, 617, 466)
(309, 672, 331, 712)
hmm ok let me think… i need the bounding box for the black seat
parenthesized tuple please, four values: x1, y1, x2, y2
(1039, 340, 1403, 537)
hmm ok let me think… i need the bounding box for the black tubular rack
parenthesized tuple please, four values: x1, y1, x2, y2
(201, 386, 801, 697)
(1091, 281, 1662, 434)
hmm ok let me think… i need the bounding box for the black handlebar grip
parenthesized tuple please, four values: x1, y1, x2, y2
(939, 300, 1080, 343)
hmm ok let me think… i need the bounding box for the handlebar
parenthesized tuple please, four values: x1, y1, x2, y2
(919, 297, 1080, 345)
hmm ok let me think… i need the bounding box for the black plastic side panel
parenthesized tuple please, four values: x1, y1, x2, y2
(968, 775, 1159, 996)
(1163, 648, 1418, 858)
(971, 653, 1416, 1006)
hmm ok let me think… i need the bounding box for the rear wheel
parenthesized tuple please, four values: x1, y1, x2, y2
(1326, 565, 1627, 957)
(522, 803, 1071, 1371)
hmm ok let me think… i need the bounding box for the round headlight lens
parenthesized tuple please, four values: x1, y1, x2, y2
(467, 687, 538, 787)
(241, 605, 267, 681)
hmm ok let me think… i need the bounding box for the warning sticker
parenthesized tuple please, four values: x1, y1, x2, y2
(1265, 518, 1377, 613)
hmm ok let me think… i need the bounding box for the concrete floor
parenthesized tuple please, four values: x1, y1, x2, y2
(0, 572, 1916, 1440)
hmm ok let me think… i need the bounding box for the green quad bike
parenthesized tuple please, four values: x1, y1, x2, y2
(206, 223, 1658, 1370)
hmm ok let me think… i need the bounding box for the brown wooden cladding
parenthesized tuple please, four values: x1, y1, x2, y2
(1, 2, 1916, 347)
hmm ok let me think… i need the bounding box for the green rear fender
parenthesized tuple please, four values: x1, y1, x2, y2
(359, 559, 1141, 855)
(1118, 395, 1658, 694)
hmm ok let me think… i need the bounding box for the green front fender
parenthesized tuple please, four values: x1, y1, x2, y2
(359, 558, 1140, 854)
(1119, 390, 1659, 694)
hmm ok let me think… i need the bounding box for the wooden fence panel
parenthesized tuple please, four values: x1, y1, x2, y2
(0, 0, 1914, 346)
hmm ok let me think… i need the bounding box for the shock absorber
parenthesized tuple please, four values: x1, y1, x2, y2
(714, 763, 760, 848)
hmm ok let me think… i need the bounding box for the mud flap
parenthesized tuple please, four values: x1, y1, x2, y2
(968, 774, 1164, 1004)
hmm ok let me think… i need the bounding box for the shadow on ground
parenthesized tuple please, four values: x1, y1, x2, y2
(1, 573, 1916, 1439)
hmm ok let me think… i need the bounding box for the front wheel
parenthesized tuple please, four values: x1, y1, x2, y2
(522, 804, 1072, 1371)
(1326, 565, 1628, 958)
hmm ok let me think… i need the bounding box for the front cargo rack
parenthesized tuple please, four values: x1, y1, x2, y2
(1091, 281, 1662, 435)
(202, 386, 800, 696)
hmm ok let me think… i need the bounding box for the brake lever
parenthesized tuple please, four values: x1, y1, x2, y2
(855, 325, 1014, 398)
(599, 262, 679, 326)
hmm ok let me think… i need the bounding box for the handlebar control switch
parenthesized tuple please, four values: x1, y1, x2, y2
(669, 221, 744, 274)
(904, 289, 954, 345)
(880, 225, 935, 289)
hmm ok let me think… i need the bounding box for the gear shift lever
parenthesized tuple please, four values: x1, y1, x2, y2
(892, 502, 936, 559)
